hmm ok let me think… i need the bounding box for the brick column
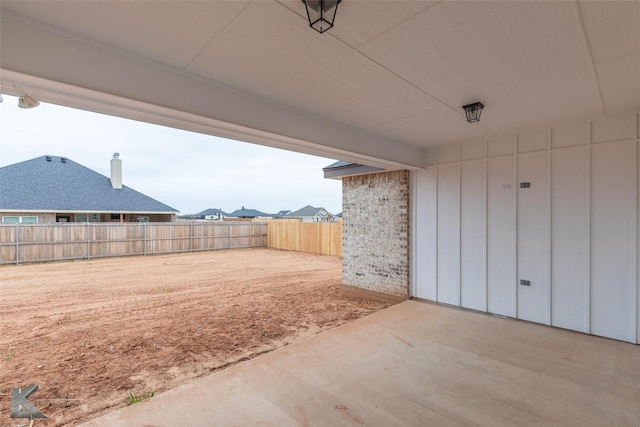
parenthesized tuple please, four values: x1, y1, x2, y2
(342, 170, 409, 301)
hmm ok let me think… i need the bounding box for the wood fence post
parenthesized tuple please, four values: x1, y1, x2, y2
(15, 223, 20, 265)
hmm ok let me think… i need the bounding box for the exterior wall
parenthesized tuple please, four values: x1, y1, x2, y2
(149, 213, 175, 222)
(99, 213, 174, 223)
(299, 214, 335, 223)
(342, 170, 410, 299)
(0, 212, 174, 223)
(0, 212, 56, 223)
(413, 110, 640, 344)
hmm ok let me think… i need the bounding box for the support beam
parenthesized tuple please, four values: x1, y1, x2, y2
(0, 12, 424, 170)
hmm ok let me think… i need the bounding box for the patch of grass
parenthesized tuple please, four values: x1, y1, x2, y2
(3, 347, 15, 362)
(127, 390, 155, 405)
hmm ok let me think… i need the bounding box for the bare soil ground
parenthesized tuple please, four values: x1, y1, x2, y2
(0, 248, 391, 427)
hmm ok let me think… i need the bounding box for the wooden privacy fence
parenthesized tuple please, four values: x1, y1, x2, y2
(0, 222, 267, 265)
(266, 220, 342, 256)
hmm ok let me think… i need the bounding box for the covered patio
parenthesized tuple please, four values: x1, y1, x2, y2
(2, 2, 639, 424)
(82, 301, 639, 426)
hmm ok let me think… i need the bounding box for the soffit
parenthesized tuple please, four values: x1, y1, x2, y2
(1, 1, 639, 167)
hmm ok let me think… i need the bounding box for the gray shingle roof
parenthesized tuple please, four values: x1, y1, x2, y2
(323, 160, 353, 169)
(288, 205, 327, 217)
(228, 208, 270, 218)
(0, 155, 179, 213)
(195, 208, 229, 216)
(322, 161, 384, 179)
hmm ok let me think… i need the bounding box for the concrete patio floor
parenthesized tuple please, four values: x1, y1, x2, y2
(81, 300, 640, 426)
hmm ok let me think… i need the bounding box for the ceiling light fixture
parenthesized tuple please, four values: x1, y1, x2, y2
(18, 94, 40, 109)
(302, 0, 341, 34)
(462, 102, 484, 123)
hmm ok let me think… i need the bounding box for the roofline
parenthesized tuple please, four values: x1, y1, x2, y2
(323, 163, 386, 179)
(0, 209, 179, 214)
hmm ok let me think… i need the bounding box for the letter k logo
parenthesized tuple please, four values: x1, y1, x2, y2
(10, 384, 47, 419)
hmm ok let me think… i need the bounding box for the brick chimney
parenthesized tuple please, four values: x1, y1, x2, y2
(110, 153, 122, 189)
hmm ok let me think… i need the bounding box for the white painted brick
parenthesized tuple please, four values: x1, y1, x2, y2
(342, 170, 409, 298)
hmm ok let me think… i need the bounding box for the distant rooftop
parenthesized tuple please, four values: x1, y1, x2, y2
(0, 155, 178, 213)
(288, 205, 330, 217)
(228, 207, 271, 218)
(195, 208, 229, 216)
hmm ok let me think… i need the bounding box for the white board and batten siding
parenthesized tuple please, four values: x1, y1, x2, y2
(412, 111, 640, 344)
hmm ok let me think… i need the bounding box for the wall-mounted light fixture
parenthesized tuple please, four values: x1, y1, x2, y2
(462, 102, 484, 123)
(302, 0, 341, 33)
(1, 83, 41, 109)
(18, 94, 40, 109)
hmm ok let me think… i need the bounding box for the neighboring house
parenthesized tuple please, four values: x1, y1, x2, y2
(287, 205, 336, 223)
(195, 208, 229, 221)
(0, 154, 179, 223)
(227, 207, 271, 219)
(274, 210, 292, 218)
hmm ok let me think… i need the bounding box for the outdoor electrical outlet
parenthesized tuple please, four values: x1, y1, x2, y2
(520, 280, 531, 286)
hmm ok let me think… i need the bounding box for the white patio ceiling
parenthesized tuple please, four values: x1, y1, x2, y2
(1, 1, 639, 169)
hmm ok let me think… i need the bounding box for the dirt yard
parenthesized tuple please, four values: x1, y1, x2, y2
(0, 248, 391, 427)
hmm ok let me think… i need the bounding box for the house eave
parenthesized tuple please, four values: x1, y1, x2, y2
(323, 163, 386, 180)
(0, 209, 178, 214)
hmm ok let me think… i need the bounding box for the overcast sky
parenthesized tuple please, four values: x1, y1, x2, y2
(0, 95, 342, 215)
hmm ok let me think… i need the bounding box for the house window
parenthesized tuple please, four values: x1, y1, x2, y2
(110, 214, 120, 220)
(137, 216, 149, 223)
(2, 216, 38, 224)
(75, 213, 99, 222)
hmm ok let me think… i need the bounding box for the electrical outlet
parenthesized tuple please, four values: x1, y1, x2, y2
(520, 182, 531, 188)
